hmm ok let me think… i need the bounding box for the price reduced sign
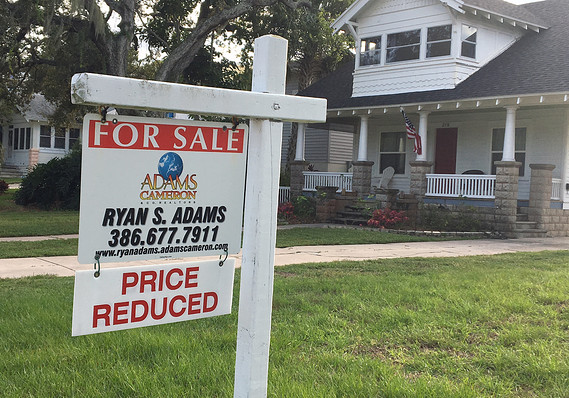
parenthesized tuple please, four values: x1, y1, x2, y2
(77, 114, 248, 264)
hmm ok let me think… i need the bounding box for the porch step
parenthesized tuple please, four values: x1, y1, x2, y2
(506, 220, 547, 239)
(332, 205, 371, 225)
(0, 165, 25, 179)
(516, 213, 529, 222)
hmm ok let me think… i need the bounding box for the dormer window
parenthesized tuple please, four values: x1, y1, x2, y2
(427, 25, 452, 58)
(386, 29, 420, 63)
(360, 37, 382, 66)
(461, 25, 477, 59)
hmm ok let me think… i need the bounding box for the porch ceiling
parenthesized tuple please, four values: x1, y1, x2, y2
(329, 92, 569, 117)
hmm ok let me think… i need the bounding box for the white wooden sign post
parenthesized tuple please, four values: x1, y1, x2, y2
(71, 35, 326, 397)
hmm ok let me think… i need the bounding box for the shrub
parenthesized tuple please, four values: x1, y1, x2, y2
(292, 195, 316, 222)
(15, 147, 81, 210)
(367, 208, 409, 229)
(418, 205, 487, 232)
(277, 201, 296, 223)
(0, 179, 8, 194)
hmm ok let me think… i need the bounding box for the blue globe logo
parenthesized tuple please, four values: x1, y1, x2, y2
(158, 152, 183, 180)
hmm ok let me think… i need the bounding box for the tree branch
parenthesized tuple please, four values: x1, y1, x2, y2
(155, 0, 310, 82)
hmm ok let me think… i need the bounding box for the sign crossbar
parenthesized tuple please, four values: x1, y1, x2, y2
(71, 72, 326, 123)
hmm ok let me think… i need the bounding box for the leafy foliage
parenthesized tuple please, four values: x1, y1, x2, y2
(367, 208, 409, 229)
(0, 180, 8, 195)
(418, 205, 489, 232)
(15, 147, 81, 210)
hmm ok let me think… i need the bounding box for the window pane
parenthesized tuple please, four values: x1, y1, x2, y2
(360, 37, 381, 66)
(515, 128, 526, 151)
(381, 132, 405, 152)
(492, 128, 504, 151)
(19, 129, 25, 149)
(462, 25, 477, 42)
(13, 128, 19, 150)
(491, 153, 501, 175)
(69, 128, 80, 149)
(380, 154, 406, 174)
(25, 128, 31, 149)
(40, 125, 52, 148)
(387, 30, 420, 47)
(427, 41, 451, 57)
(515, 152, 525, 177)
(387, 45, 420, 63)
(461, 42, 476, 58)
(427, 25, 451, 42)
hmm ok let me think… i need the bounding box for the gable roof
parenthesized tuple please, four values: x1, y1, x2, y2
(301, 0, 567, 111)
(17, 94, 55, 122)
(333, 0, 548, 34)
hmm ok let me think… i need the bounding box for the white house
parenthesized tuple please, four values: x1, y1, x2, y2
(295, 0, 569, 236)
(0, 94, 81, 175)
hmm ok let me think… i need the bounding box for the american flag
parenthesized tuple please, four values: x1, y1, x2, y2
(401, 110, 422, 155)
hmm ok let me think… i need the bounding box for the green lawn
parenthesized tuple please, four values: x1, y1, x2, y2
(0, 190, 79, 237)
(0, 228, 448, 259)
(1, 252, 569, 397)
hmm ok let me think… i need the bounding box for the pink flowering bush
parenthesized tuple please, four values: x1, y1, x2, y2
(278, 201, 296, 223)
(367, 208, 408, 229)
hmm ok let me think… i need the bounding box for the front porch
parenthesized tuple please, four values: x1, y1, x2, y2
(295, 170, 563, 203)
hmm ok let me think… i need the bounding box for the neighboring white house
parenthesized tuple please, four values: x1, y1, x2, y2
(0, 94, 81, 174)
(296, 0, 569, 236)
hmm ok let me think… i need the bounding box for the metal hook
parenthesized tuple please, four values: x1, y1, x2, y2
(219, 248, 228, 267)
(231, 116, 240, 131)
(99, 106, 108, 123)
(94, 254, 101, 278)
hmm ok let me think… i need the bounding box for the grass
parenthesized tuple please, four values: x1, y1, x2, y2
(1, 251, 569, 397)
(0, 190, 79, 237)
(0, 228, 446, 259)
(276, 227, 445, 247)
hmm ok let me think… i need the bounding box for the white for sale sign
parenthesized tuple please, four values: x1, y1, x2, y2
(77, 114, 247, 264)
(72, 260, 235, 336)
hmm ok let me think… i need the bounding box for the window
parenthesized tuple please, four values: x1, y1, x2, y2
(25, 127, 31, 149)
(55, 128, 66, 149)
(386, 29, 420, 63)
(13, 128, 19, 150)
(360, 36, 382, 66)
(491, 128, 526, 176)
(427, 25, 452, 58)
(40, 125, 52, 148)
(11, 127, 30, 150)
(69, 128, 80, 149)
(380, 132, 406, 174)
(461, 25, 477, 59)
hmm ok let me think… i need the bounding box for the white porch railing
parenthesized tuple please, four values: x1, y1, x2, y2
(552, 178, 562, 201)
(303, 171, 353, 192)
(279, 187, 290, 203)
(426, 174, 496, 199)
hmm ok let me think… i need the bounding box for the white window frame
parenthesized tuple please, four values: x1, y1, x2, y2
(426, 24, 452, 58)
(461, 25, 477, 59)
(379, 132, 407, 174)
(359, 36, 382, 67)
(491, 127, 526, 176)
(386, 29, 421, 64)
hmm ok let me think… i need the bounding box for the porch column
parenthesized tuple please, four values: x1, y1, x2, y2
(528, 164, 555, 232)
(416, 111, 429, 161)
(409, 161, 433, 199)
(353, 115, 373, 196)
(494, 161, 521, 235)
(295, 122, 305, 161)
(502, 106, 518, 161)
(357, 116, 369, 161)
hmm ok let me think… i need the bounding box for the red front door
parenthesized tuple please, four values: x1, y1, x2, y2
(434, 128, 458, 174)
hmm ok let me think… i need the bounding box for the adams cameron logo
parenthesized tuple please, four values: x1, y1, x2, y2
(140, 152, 198, 201)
